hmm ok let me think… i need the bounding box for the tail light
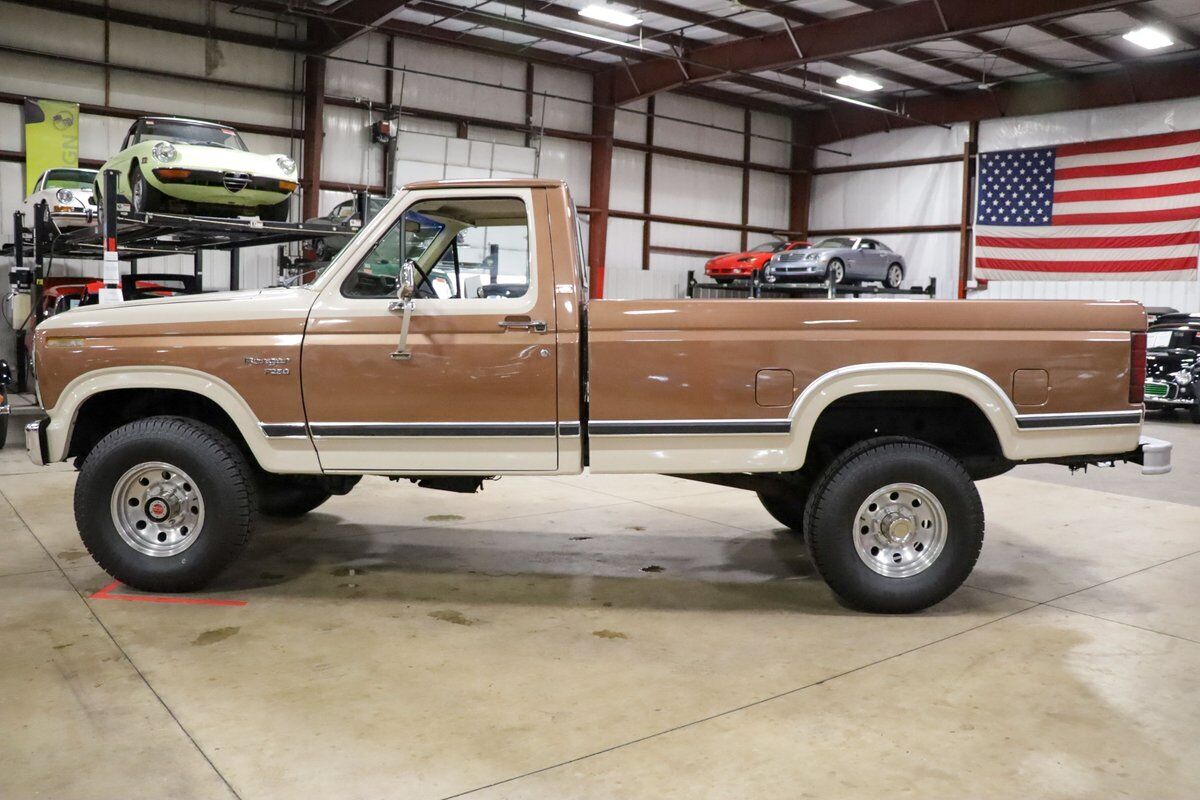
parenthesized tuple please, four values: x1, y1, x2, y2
(1129, 331, 1146, 404)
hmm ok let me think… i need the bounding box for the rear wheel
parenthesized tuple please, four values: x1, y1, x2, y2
(884, 262, 903, 289)
(74, 417, 256, 593)
(804, 437, 984, 613)
(757, 478, 812, 536)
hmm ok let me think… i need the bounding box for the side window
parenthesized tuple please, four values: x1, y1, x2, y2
(342, 196, 531, 300)
(859, 240, 875, 250)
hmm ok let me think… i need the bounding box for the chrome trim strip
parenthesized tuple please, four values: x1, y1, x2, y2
(558, 421, 581, 437)
(1015, 410, 1142, 430)
(260, 422, 308, 438)
(588, 418, 791, 436)
(25, 419, 47, 466)
(309, 421, 557, 438)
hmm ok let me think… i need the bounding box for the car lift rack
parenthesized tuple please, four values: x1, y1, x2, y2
(686, 270, 938, 299)
(4, 172, 371, 391)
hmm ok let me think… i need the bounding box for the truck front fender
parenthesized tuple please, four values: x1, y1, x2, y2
(44, 366, 320, 473)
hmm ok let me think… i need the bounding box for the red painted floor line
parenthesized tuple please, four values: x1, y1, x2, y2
(90, 580, 248, 607)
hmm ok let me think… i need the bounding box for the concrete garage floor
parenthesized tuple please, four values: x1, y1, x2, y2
(2, 420, 1198, 799)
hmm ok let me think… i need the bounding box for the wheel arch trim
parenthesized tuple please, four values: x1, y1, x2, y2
(44, 366, 321, 473)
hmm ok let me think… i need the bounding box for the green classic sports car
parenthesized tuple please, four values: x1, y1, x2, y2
(94, 117, 298, 221)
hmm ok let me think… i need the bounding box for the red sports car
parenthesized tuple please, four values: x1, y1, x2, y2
(705, 240, 809, 283)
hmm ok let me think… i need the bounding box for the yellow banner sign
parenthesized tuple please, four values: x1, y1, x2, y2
(23, 98, 80, 196)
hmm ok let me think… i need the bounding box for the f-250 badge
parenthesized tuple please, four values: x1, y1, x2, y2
(245, 356, 290, 375)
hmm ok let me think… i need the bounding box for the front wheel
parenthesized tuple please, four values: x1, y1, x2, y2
(803, 437, 984, 613)
(883, 262, 903, 289)
(826, 259, 845, 285)
(130, 165, 163, 213)
(74, 417, 256, 593)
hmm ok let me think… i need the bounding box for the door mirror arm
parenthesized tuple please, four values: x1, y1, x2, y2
(388, 260, 418, 361)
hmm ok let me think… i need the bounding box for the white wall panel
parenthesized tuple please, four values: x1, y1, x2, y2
(654, 93, 744, 160)
(531, 65, 591, 134)
(108, 73, 297, 130)
(810, 162, 962, 229)
(537, 138, 590, 206)
(615, 99, 648, 144)
(609, 149, 644, 212)
(604, 268, 690, 300)
(322, 105, 379, 186)
(980, 96, 1200, 153)
(109, 23, 297, 92)
(750, 111, 790, 168)
(112, 0, 305, 39)
(651, 222, 740, 254)
(0, 3, 105, 58)
(652, 156, 742, 225)
(392, 39, 525, 124)
(0, 52, 105, 105)
(328, 34, 388, 101)
(748, 171, 789, 232)
(0, 104, 21, 152)
(605, 217, 643, 271)
(815, 124, 969, 169)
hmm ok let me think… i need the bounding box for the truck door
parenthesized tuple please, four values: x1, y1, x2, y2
(300, 187, 559, 473)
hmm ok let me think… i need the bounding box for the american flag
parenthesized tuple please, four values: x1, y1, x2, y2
(973, 130, 1200, 281)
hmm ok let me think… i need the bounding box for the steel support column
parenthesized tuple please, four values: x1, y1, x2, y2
(587, 74, 615, 299)
(788, 119, 814, 238)
(958, 120, 979, 299)
(301, 54, 326, 220)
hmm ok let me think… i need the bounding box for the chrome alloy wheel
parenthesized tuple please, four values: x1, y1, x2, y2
(110, 461, 205, 557)
(886, 264, 903, 288)
(852, 482, 947, 578)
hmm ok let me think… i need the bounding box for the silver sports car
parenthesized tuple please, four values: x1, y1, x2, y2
(764, 236, 906, 288)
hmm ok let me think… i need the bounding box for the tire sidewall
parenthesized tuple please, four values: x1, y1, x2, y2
(76, 422, 250, 592)
(807, 444, 983, 612)
(828, 259, 844, 284)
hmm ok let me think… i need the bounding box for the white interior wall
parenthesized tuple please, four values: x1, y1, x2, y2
(0, 0, 302, 311)
(813, 99, 1200, 310)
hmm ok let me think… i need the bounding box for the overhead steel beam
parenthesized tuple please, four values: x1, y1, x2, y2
(307, 0, 413, 51)
(609, 0, 1144, 104)
(1032, 21, 1127, 62)
(805, 53, 1200, 144)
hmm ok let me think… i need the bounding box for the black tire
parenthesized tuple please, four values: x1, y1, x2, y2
(129, 164, 163, 213)
(803, 437, 984, 614)
(827, 259, 845, 285)
(757, 478, 812, 535)
(257, 473, 333, 517)
(259, 199, 290, 223)
(74, 417, 256, 593)
(884, 262, 904, 289)
(0, 417, 8, 449)
(1190, 398, 1200, 424)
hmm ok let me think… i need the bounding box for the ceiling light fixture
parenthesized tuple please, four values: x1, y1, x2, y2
(579, 4, 641, 28)
(1122, 26, 1173, 50)
(836, 74, 883, 92)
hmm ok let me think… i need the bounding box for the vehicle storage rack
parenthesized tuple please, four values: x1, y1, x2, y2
(4, 183, 370, 392)
(686, 270, 938, 299)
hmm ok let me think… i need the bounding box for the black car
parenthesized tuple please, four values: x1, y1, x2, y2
(1144, 312, 1200, 423)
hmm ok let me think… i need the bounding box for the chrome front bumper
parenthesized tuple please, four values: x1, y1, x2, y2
(1138, 435, 1172, 475)
(25, 418, 47, 466)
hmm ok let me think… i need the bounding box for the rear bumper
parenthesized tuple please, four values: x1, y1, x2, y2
(25, 417, 47, 467)
(1136, 436, 1172, 475)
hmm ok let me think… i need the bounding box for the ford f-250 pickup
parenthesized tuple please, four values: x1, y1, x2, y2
(26, 179, 1172, 613)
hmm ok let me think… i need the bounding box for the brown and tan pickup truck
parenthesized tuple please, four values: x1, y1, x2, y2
(26, 179, 1171, 613)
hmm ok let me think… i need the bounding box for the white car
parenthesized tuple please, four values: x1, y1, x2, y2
(20, 167, 98, 235)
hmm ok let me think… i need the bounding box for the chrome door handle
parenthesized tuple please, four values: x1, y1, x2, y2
(498, 319, 547, 333)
